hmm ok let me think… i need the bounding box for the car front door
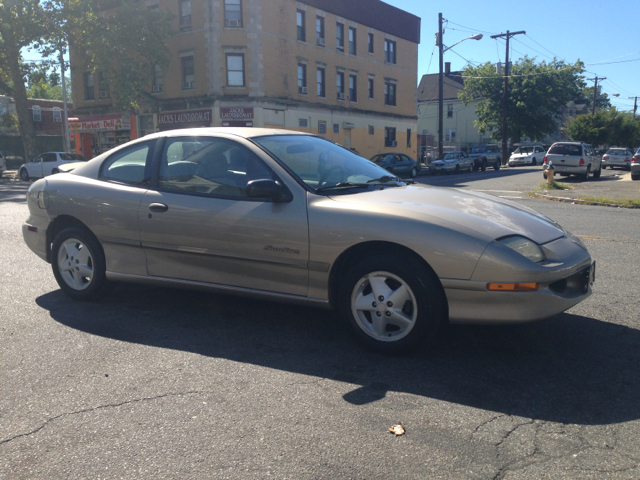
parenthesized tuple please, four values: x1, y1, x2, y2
(41, 153, 59, 176)
(138, 135, 310, 297)
(26, 155, 44, 178)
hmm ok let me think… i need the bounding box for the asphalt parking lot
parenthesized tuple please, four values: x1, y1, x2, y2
(2, 169, 640, 479)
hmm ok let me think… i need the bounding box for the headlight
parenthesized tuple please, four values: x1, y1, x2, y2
(497, 236, 546, 263)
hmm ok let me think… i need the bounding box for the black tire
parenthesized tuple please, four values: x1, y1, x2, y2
(411, 167, 417, 178)
(532, 158, 537, 166)
(481, 160, 487, 172)
(52, 168, 60, 174)
(51, 227, 110, 301)
(454, 165, 460, 174)
(632, 173, 639, 181)
(494, 162, 501, 171)
(580, 166, 590, 181)
(593, 166, 602, 179)
(602, 165, 607, 169)
(337, 253, 447, 354)
(19, 168, 29, 181)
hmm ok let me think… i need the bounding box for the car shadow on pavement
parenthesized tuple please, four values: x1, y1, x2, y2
(0, 179, 29, 203)
(37, 284, 640, 426)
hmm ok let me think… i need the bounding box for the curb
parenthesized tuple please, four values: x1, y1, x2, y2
(528, 192, 640, 209)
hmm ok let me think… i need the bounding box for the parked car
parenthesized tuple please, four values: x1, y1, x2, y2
(543, 142, 601, 181)
(0, 151, 6, 178)
(469, 144, 502, 171)
(370, 152, 421, 178)
(631, 149, 640, 180)
(429, 151, 474, 174)
(601, 147, 634, 171)
(19, 152, 87, 181)
(22, 128, 595, 353)
(508, 145, 546, 167)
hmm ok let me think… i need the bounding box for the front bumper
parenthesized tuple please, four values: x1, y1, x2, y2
(509, 157, 526, 166)
(429, 163, 456, 173)
(22, 215, 50, 263)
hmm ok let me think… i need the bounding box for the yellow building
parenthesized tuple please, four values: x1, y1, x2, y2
(70, 0, 420, 160)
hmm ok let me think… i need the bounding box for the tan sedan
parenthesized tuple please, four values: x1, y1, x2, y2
(23, 128, 595, 353)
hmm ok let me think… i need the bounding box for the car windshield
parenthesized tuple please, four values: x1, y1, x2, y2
(60, 153, 86, 161)
(514, 147, 533, 154)
(370, 154, 394, 164)
(606, 149, 627, 155)
(443, 153, 458, 160)
(470, 146, 487, 154)
(253, 135, 400, 191)
(548, 144, 582, 156)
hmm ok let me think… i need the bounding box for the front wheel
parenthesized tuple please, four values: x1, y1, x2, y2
(454, 165, 460, 174)
(338, 254, 446, 354)
(51, 227, 110, 300)
(19, 168, 29, 181)
(411, 167, 417, 178)
(481, 160, 487, 172)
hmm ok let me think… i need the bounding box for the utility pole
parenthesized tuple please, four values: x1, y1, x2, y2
(630, 96, 638, 118)
(588, 76, 606, 115)
(60, 50, 71, 153)
(490, 30, 525, 165)
(437, 12, 444, 159)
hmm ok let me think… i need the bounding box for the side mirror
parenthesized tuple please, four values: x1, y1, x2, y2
(246, 179, 291, 202)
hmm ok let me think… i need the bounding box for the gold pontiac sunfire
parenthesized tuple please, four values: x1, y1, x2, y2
(23, 128, 595, 353)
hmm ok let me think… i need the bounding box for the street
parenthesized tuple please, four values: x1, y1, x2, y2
(1, 168, 640, 479)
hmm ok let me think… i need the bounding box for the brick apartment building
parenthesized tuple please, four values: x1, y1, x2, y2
(70, 0, 420, 160)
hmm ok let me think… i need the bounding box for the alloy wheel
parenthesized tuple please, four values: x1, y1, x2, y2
(57, 238, 95, 290)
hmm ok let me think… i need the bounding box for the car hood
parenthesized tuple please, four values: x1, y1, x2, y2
(329, 185, 565, 244)
(58, 161, 87, 172)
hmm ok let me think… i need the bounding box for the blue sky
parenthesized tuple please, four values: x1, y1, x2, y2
(388, 0, 640, 112)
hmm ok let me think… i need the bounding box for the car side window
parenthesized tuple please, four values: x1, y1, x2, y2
(100, 141, 155, 186)
(32, 155, 42, 163)
(393, 155, 403, 163)
(158, 137, 275, 199)
(43, 153, 57, 162)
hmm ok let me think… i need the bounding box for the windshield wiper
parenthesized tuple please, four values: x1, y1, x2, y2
(367, 175, 401, 184)
(315, 182, 372, 192)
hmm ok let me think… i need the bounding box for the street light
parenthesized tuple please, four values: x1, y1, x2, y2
(437, 13, 482, 158)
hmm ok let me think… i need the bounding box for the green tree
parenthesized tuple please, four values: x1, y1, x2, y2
(565, 108, 640, 147)
(25, 67, 71, 100)
(458, 57, 585, 144)
(576, 86, 612, 111)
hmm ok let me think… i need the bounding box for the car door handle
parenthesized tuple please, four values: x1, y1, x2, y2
(149, 203, 168, 213)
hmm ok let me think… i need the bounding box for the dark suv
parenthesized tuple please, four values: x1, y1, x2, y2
(469, 144, 501, 171)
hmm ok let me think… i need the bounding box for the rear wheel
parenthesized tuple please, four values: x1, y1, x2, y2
(631, 173, 639, 181)
(593, 165, 602, 179)
(580, 165, 591, 181)
(454, 165, 460, 174)
(52, 168, 60, 174)
(532, 158, 537, 166)
(411, 167, 417, 178)
(51, 227, 110, 300)
(338, 253, 446, 354)
(19, 168, 29, 181)
(494, 162, 501, 171)
(602, 165, 607, 169)
(481, 160, 487, 172)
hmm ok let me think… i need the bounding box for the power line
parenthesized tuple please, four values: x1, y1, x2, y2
(444, 20, 498, 37)
(523, 34, 562, 59)
(512, 37, 554, 61)
(587, 57, 640, 66)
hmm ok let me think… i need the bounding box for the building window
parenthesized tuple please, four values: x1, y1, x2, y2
(318, 121, 327, 134)
(349, 27, 356, 55)
(384, 81, 396, 106)
(226, 54, 244, 86)
(99, 72, 109, 99)
(152, 64, 164, 92)
(407, 128, 411, 148)
(447, 104, 453, 118)
(336, 22, 344, 51)
(180, 0, 192, 32)
(333, 123, 340, 134)
(385, 127, 396, 147)
(349, 74, 357, 102)
(296, 10, 305, 41)
(32, 105, 41, 122)
(298, 63, 307, 94)
(317, 67, 325, 97)
(368, 33, 374, 53)
(446, 128, 456, 142)
(224, 0, 242, 27)
(299, 118, 308, 127)
(384, 39, 396, 64)
(84, 73, 94, 100)
(368, 78, 374, 98)
(182, 55, 195, 89)
(53, 107, 62, 122)
(368, 125, 374, 135)
(336, 71, 345, 100)
(316, 16, 324, 45)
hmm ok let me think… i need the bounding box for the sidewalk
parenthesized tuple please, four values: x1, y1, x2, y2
(530, 170, 640, 208)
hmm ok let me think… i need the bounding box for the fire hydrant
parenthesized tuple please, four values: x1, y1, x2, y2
(546, 162, 555, 184)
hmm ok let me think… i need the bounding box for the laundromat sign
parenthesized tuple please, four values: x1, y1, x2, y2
(157, 109, 212, 127)
(69, 115, 131, 133)
(220, 107, 254, 120)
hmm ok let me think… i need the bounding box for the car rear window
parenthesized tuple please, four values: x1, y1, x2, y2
(548, 144, 582, 156)
(606, 149, 627, 155)
(60, 153, 86, 161)
(471, 147, 487, 153)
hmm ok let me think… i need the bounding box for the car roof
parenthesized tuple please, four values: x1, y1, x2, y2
(139, 127, 309, 141)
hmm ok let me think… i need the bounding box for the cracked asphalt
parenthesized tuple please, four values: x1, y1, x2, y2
(2, 170, 640, 479)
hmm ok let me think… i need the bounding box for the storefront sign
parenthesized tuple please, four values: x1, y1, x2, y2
(220, 107, 254, 120)
(69, 114, 131, 133)
(157, 109, 212, 127)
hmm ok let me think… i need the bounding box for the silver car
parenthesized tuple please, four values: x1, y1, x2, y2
(602, 147, 634, 171)
(23, 128, 595, 353)
(429, 151, 474, 174)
